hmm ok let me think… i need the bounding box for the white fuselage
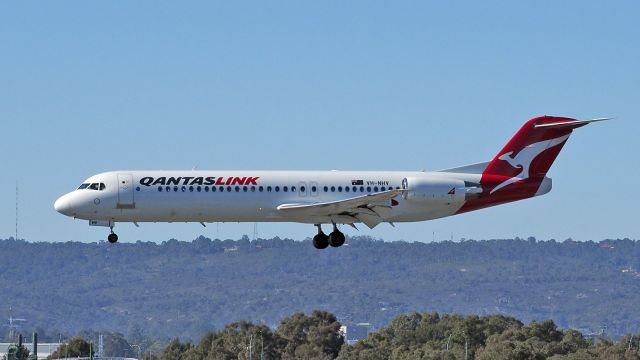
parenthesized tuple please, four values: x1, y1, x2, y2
(53, 116, 603, 245)
(54, 170, 485, 226)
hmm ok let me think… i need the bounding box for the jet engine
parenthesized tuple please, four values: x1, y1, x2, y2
(401, 177, 483, 204)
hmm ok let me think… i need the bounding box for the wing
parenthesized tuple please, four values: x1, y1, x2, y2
(277, 189, 403, 229)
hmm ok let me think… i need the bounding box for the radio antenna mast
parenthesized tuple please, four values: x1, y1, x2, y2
(15, 181, 18, 241)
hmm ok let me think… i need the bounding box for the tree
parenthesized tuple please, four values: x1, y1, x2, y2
(184, 321, 281, 360)
(277, 310, 344, 360)
(103, 332, 133, 357)
(3, 344, 30, 360)
(159, 339, 192, 360)
(47, 337, 92, 359)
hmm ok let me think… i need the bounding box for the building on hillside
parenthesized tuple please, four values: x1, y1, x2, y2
(343, 323, 374, 345)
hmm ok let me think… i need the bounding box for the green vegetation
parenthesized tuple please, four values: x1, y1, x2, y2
(335, 312, 640, 360)
(14, 309, 640, 359)
(155, 310, 343, 360)
(47, 337, 91, 359)
(109, 311, 640, 359)
(1, 344, 29, 360)
(1, 236, 640, 341)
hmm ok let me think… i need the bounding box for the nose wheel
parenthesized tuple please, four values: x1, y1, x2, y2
(312, 224, 345, 249)
(107, 227, 118, 243)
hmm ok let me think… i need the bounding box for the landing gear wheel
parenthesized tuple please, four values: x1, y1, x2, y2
(313, 233, 329, 249)
(328, 223, 345, 247)
(328, 231, 345, 247)
(108, 233, 118, 243)
(313, 224, 329, 249)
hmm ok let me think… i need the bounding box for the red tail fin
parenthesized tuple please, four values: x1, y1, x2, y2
(482, 116, 582, 194)
(456, 115, 600, 214)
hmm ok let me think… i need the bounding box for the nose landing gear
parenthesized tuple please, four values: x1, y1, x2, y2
(312, 224, 345, 249)
(107, 226, 118, 243)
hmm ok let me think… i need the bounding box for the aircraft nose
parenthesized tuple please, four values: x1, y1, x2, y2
(54, 194, 75, 216)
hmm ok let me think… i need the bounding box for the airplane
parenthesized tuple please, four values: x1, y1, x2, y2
(54, 116, 607, 249)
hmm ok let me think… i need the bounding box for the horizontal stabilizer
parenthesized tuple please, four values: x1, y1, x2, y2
(534, 117, 611, 129)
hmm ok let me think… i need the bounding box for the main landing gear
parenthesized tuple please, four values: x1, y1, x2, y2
(313, 224, 345, 249)
(107, 226, 118, 243)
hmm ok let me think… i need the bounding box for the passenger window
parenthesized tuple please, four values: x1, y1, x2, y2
(338, 186, 342, 192)
(136, 187, 141, 192)
(259, 186, 264, 192)
(243, 186, 248, 192)
(197, 186, 202, 192)
(158, 186, 163, 192)
(205, 186, 209, 192)
(275, 186, 280, 192)
(220, 186, 225, 192)
(267, 186, 272, 192)
(251, 186, 256, 192)
(345, 186, 349, 192)
(301, 186, 306, 192)
(323, 186, 328, 192)
(311, 186, 316, 192)
(367, 186, 371, 192)
(174, 186, 179, 192)
(352, 186, 357, 192)
(291, 186, 296, 192)
(374, 186, 379, 192)
(360, 186, 364, 192)
(189, 186, 194, 192)
(227, 186, 232, 192)
(166, 186, 171, 192)
(381, 186, 386, 191)
(181, 186, 186, 192)
(331, 186, 335, 192)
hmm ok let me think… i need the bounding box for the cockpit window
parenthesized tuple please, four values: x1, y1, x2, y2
(80, 182, 106, 191)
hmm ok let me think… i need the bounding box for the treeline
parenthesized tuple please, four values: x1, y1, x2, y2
(2, 236, 640, 339)
(47, 310, 640, 360)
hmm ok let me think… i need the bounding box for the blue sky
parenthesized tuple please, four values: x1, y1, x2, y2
(1, 1, 637, 243)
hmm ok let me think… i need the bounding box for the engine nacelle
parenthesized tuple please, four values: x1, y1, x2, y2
(402, 177, 481, 204)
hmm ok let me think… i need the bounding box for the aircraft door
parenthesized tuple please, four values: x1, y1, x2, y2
(117, 173, 135, 208)
(298, 182, 307, 197)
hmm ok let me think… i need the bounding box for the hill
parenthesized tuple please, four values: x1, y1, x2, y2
(1, 236, 639, 340)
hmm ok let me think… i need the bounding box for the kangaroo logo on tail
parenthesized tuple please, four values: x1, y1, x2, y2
(490, 134, 570, 194)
